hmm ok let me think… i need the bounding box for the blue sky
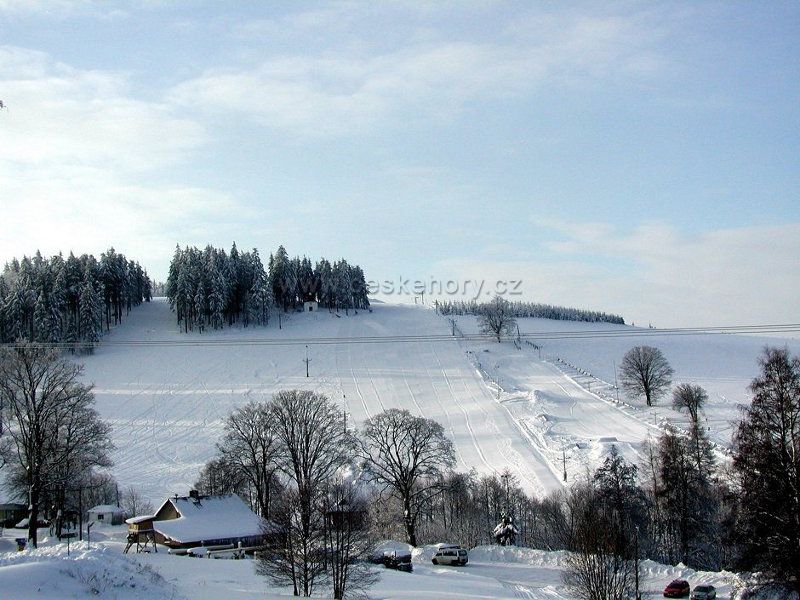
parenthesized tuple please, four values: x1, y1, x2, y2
(1, 1, 798, 327)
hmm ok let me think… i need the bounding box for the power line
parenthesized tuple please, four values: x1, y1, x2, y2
(3, 322, 799, 349)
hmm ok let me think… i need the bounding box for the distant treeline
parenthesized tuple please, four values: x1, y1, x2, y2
(0, 248, 152, 348)
(436, 299, 625, 324)
(165, 243, 369, 333)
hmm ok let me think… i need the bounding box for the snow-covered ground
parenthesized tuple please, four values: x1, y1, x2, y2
(0, 527, 744, 599)
(452, 314, 800, 453)
(62, 299, 799, 503)
(79, 299, 567, 501)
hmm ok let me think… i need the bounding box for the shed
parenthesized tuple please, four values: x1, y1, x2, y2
(303, 300, 318, 312)
(150, 492, 267, 549)
(87, 504, 125, 526)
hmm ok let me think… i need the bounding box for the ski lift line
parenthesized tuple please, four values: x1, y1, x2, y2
(2, 323, 800, 349)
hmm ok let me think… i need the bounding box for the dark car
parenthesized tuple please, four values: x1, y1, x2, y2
(691, 584, 716, 600)
(664, 579, 691, 598)
(383, 550, 413, 572)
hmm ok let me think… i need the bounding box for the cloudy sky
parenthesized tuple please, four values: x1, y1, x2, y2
(1, 1, 798, 327)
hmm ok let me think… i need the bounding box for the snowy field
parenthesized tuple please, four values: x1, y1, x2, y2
(70, 299, 798, 503)
(0, 527, 743, 599)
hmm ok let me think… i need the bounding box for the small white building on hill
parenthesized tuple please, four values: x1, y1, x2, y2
(150, 492, 267, 549)
(87, 504, 125, 526)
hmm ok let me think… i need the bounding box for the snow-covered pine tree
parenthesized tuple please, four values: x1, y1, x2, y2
(79, 274, 103, 352)
(210, 274, 226, 330)
(314, 258, 333, 310)
(270, 246, 288, 310)
(194, 287, 205, 333)
(285, 256, 300, 310)
(33, 291, 50, 343)
(332, 259, 351, 313)
(297, 256, 315, 303)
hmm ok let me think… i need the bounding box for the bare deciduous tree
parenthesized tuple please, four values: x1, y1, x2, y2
(619, 346, 673, 407)
(0, 342, 113, 547)
(217, 400, 280, 519)
(562, 485, 636, 600)
(360, 408, 455, 546)
(672, 383, 707, 425)
(194, 455, 248, 498)
(260, 390, 354, 597)
(120, 486, 154, 519)
(322, 480, 379, 600)
(478, 295, 517, 343)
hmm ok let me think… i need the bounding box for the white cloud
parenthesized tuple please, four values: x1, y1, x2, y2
(0, 162, 240, 276)
(436, 220, 800, 328)
(0, 45, 239, 276)
(169, 8, 668, 137)
(0, 46, 206, 172)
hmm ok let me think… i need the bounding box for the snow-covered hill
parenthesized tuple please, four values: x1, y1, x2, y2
(75, 299, 798, 503)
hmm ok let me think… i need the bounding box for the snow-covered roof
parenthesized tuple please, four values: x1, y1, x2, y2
(152, 494, 265, 544)
(88, 505, 124, 513)
(125, 515, 155, 525)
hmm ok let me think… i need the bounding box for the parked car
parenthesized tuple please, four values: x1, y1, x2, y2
(383, 550, 413, 573)
(431, 546, 469, 566)
(691, 585, 716, 600)
(664, 579, 691, 598)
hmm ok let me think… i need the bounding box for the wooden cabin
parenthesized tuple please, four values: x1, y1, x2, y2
(149, 491, 267, 550)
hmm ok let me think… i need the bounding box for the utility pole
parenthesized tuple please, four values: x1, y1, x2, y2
(278, 312, 282, 330)
(562, 446, 567, 482)
(613, 361, 620, 402)
(303, 345, 311, 378)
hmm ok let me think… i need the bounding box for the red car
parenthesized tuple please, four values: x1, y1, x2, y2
(664, 579, 691, 598)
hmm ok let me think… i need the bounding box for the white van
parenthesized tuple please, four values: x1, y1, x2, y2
(431, 546, 468, 566)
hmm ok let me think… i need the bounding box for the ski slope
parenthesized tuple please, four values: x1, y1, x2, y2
(77, 299, 798, 504)
(453, 315, 800, 451)
(81, 299, 565, 502)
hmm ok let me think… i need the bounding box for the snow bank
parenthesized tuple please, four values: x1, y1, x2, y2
(468, 545, 570, 567)
(0, 543, 182, 599)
